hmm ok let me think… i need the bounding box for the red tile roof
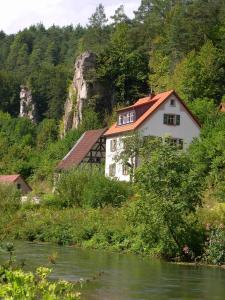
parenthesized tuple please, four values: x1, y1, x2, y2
(57, 128, 108, 171)
(104, 90, 201, 137)
(0, 174, 21, 183)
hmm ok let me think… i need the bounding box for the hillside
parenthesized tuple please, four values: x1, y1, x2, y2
(0, 0, 225, 184)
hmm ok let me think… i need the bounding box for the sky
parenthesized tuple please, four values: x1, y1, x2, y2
(0, 0, 140, 34)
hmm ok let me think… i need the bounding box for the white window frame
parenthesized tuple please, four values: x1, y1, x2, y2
(110, 139, 117, 152)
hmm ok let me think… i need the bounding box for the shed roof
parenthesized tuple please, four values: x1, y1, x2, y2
(0, 174, 32, 191)
(0, 174, 21, 182)
(57, 128, 107, 171)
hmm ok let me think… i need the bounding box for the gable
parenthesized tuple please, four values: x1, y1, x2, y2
(138, 94, 200, 145)
(104, 90, 200, 137)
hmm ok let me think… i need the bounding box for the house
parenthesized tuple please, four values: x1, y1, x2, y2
(0, 174, 32, 195)
(57, 128, 108, 172)
(104, 90, 201, 181)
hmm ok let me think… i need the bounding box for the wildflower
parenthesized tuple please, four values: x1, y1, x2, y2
(183, 245, 189, 254)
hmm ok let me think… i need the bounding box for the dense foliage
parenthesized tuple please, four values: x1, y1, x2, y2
(55, 166, 131, 208)
(0, 0, 224, 121)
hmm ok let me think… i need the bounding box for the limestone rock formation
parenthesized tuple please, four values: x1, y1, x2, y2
(61, 51, 109, 137)
(19, 85, 36, 123)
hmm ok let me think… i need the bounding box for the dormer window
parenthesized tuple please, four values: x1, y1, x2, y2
(118, 110, 136, 126)
(130, 111, 135, 122)
(118, 114, 123, 125)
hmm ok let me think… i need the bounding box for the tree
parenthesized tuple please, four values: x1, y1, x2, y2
(111, 5, 130, 26)
(88, 4, 108, 29)
(124, 136, 203, 257)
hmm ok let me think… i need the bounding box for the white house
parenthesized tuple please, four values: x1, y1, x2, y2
(104, 90, 201, 181)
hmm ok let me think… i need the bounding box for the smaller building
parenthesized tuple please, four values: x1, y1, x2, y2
(0, 174, 32, 195)
(57, 128, 108, 171)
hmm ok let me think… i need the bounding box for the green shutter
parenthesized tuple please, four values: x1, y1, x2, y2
(176, 115, 180, 125)
(163, 114, 167, 124)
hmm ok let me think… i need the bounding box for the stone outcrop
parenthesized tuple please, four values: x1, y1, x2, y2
(19, 85, 36, 123)
(61, 51, 109, 137)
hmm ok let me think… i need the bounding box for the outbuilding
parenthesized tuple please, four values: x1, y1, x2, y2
(0, 174, 32, 195)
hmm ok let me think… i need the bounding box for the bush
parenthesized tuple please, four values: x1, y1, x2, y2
(0, 184, 21, 214)
(83, 172, 131, 208)
(0, 266, 81, 299)
(204, 224, 225, 265)
(55, 166, 131, 208)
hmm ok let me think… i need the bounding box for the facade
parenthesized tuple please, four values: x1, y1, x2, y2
(104, 90, 201, 181)
(0, 174, 32, 195)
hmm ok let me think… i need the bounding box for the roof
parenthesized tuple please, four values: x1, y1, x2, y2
(57, 128, 107, 171)
(0, 174, 21, 183)
(117, 95, 157, 112)
(0, 174, 32, 191)
(104, 90, 201, 137)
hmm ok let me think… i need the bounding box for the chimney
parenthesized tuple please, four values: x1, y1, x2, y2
(149, 87, 155, 99)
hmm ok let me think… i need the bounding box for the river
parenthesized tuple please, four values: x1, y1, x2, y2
(0, 241, 225, 299)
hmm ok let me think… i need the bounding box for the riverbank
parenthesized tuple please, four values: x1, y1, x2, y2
(1, 198, 225, 266)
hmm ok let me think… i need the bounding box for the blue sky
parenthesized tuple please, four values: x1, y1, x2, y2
(0, 0, 140, 34)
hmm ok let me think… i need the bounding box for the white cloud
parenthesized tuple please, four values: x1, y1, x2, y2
(0, 0, 140, 34)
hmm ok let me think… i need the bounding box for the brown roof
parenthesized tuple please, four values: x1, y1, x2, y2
(0, 174, 21, 182)
(104, 90, 201, 137)
(57, 128, 107, 171)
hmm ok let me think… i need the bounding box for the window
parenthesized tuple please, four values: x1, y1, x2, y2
(122, 164, 129, 176)
(122, 114, 127, 124)
(130, 111, 135, 122)
(163, 114, 180, 126)
(110, 139, 117, 152)
(170, 99, 176, 106)
(17, 183, 21, 190)
(118, 110, 136, 126)
(118, 114, 123, 125)
(165, 137, 183, 149)
(109, 164, 116, 177)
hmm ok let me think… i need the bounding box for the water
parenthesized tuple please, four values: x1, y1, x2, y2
(0, 241, 225, 300)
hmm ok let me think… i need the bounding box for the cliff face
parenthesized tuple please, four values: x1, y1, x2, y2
(19, 85, 37, 123)
(61, 51, 109, 137)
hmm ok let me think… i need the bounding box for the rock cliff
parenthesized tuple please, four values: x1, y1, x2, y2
(61, 51, 109, 137)
(19, 85, 36, 123)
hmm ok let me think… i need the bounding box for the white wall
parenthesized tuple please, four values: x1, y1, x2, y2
(105, 137, 130, 181)
(138, 95, 200, 147)
(105, 95, 200, 181)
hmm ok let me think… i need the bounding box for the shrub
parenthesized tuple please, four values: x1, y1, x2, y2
(0, 266, 81, 299)
(0, 184, 21, 214)
(55, 165, 131, 208)
(204, 224, 225, 265)
(55, 167, 90, 207)
(83, 173, 131, 208)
